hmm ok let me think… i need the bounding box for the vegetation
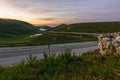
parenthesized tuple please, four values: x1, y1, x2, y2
(0, 18, 39, 46)
(52, 22, 120, 33)
(0, 18, 38, 37)
(29, 33, 97, 45)
(1, 19, 120, 46)
(0, 50, 120, 80)
(0, 19, 97, 47)
(0, 35, 32, 47)
(0, 32, 97, 47)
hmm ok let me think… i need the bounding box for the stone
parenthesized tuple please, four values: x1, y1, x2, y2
(98, 33, 120, 55)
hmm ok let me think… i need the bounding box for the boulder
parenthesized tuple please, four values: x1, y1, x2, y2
(98, 33, 120, 55)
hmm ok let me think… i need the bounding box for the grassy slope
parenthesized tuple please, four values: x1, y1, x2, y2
(0, 35, 32, 47)
(52, 22, 120, 33)
(29, 33, 97, 45)
(0, 19, 35, 36)
(0, 19, 37, 36)
(0, 19, 38, 45)
(0, 50, 120, 80)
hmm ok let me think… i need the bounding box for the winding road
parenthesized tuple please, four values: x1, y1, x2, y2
(0, 41, 98, 66)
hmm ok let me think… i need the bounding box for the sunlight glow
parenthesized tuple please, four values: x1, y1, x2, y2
(0, 0, 120, 25)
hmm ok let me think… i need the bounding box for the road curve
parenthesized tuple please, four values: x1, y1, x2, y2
(0, 41, 98, 66)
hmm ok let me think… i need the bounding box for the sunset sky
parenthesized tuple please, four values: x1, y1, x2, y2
(0, 0, 120, 26)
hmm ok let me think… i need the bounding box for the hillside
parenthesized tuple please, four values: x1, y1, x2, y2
(0, 18, 37, 37)
(0, 50, 120, 80)
(29, 33, 97, 45)
(52, 22, 120, 33)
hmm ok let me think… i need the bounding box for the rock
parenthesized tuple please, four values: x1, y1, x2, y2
(98, 33, 120, 55)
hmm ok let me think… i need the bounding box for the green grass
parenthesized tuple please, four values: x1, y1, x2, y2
(0, 19, 97, 47)
(0, 35, 31, 47)
(52, 22, 120, 33)
(0, 50, 120, 80)
(0, 32, 97, 47)
(29, 33, 97, 45)
(0, 31, 97, 47)
(0, 18, 38, 37)
(0, 18, 40, 46)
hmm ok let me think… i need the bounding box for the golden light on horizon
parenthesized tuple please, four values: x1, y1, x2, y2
(0, 0, 71, 26)
(28, 19, 56, 25)
(0, 0, 119, 26)
(0, 5, 30, 21)
(0, 0, 88, 26)
(0, 4, 55, 25)
(0, 1, 38, 25)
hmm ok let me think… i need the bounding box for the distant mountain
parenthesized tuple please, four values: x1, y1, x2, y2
(52, 21, 120, 33)
(34, 25, 52, 31)
(0, 18, 38, 37)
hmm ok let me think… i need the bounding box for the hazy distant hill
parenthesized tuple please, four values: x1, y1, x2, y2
(0, 19, 37, 37)
(34, 25, 52, 31)
(52, 22, 120, 33)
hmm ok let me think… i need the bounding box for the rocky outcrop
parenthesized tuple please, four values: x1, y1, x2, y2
(98, 33, 120, 55)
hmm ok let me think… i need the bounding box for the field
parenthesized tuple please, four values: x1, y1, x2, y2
(0, 32, 97, 47)
(52, 22, 120, 33)
(0, 35, 32, 47)
(0, 19, 37, 36)
(0, 19, 37, 47)
(0, 50, 120, 80)
(29, 33, 97, 45)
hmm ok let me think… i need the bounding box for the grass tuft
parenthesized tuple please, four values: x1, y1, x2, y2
(0, 50, 120, 80)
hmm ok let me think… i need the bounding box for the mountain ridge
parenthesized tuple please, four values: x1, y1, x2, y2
(52, 21, 120, 33)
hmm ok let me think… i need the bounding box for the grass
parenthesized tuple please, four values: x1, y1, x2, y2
(0, 50, 120, 80)
(1, 20, 120, 47)
(0, 19, 97, 47)
(0, 34, 33, 47)
(29, 33, 97, 45)
(0, 18, 40, 47)
(0, 19, 37, 36)
(0, 32, 97, 47)
(4, 20, 120, 47)
(52, 22, 120, 33)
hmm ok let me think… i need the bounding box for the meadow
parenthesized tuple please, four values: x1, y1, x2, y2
(52, 22, 120, 33)
(29, 33, 97, 45)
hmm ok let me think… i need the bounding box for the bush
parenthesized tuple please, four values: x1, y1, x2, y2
(0, 50, 120, 80)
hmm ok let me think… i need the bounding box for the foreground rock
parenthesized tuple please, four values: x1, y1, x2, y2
(98, 33, 120, 55)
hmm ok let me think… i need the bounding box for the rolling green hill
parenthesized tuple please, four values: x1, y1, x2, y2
(52, 22, 120, 33)
(0, 18, 39, 46)
(0, 18, 37, 37)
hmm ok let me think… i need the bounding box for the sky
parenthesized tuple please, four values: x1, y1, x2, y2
(0, 0, 120, 26)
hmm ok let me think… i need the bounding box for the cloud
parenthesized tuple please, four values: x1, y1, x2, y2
(36, 18, 56, 21)
(2, 0, 83, 13)
(0, 0, 120, 25)
(28, 8, 53, 14)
